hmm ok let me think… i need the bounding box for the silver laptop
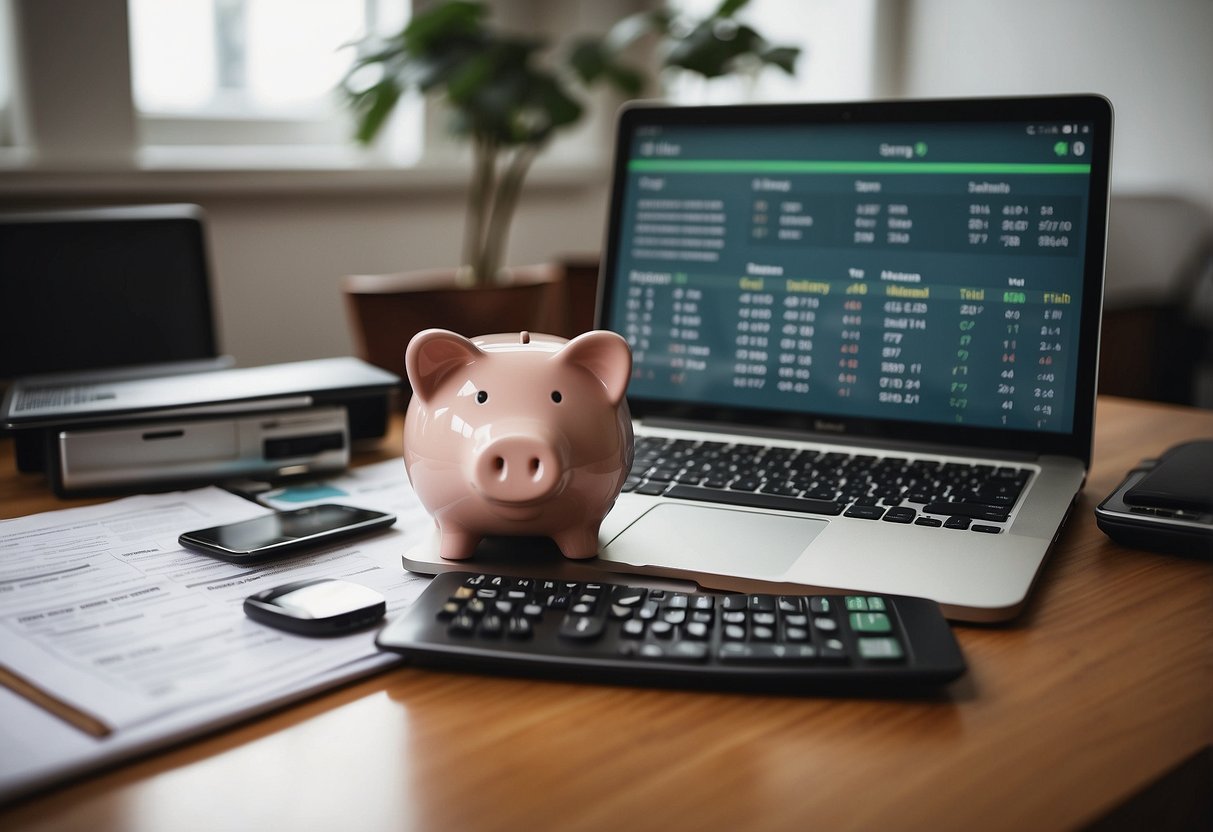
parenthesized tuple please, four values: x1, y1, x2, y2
(403, 95, 1112, 622)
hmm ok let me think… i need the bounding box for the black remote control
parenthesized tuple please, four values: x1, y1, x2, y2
(377, 573, 966, 693)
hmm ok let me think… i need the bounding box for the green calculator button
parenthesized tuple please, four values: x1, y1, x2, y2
(858, 637, 904, 660)
(849, 612, 892, 633)
(866, 597, 886, 611)
(845, 596, 869, 611)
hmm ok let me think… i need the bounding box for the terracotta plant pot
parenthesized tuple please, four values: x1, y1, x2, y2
(342, 263, 564, 399)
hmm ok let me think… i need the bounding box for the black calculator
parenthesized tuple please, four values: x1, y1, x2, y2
(376, 573, 966, 693)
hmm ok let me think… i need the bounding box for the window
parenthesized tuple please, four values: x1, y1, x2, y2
(128, 0, 419, 162)
(667, 0, 881, 104)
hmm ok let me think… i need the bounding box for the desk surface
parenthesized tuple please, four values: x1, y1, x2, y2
(2, 396, 1211, 830)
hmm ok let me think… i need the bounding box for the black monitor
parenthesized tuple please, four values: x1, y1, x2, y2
(0, 204, 219, 380)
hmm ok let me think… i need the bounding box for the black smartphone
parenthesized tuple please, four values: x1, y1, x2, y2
(1095, 441, 1213, 557)
(179, 504, 396, 561)
(244, 578, 387, 636)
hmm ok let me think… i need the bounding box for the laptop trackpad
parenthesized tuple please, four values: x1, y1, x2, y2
(600, 504, 827, 581)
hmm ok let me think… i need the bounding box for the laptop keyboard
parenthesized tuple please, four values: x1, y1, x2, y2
(623, 436, 1031, 534)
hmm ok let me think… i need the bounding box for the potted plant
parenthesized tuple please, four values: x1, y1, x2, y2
(339, 0, 798, 376)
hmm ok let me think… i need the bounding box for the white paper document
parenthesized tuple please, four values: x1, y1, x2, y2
(0, 474, 434, 800)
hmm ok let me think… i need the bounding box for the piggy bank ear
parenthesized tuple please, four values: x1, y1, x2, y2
(556, 330, 632, 406)
(406, 329, 484, 404)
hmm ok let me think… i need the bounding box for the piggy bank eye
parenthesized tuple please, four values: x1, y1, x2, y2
(550, 390, 562, 403)
(476, 390, 489, 404)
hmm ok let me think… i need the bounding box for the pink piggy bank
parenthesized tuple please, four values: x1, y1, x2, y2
(403, 329, 633, 560)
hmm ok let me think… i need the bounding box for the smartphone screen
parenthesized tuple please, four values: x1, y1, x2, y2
(179, 504, 395, 559)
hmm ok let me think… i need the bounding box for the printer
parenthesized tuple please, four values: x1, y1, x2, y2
(1, 357, 400, 496)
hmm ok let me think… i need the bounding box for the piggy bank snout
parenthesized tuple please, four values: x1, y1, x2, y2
(472, 432, 564, 503)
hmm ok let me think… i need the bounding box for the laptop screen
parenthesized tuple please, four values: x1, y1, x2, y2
(599, 96, 1112, 462)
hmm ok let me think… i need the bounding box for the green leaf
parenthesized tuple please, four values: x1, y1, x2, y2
(403, 0, 486, 53)
(352, 81, 402, 144)
(664, 20, 761, 78)
(713, 0, 752, 19)
(569, 39, 608, 84)
(445, 52, 497, 103)
(605, 65, 645, 96)
(760, 45, 800, 75)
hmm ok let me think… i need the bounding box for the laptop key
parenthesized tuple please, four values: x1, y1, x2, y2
(664, 484, 845, 516)
(844, 504, 885, 520)
(882, 507, 916, 523)
(921, 501, 1010, 522)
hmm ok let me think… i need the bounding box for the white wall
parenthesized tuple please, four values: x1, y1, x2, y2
(201, 181, 611, 365)
(898, 0, 1213, 213)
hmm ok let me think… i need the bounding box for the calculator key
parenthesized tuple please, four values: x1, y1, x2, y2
(559, 615, 603, 640)
(718, 643, 818, 664)
(858, 637, 905, 661)
(437, 601, 460, 620)
(850, 612, 892, 633)
(684, 621, 710, 640)
(621, 619, 645, 638)
(610, 604, 634, 620)
(785, 626, 809, 641)
(845, 596, 869, 611)
(507, 617, 532, 639)
(867, 597, 886, 611)
(724, 624, 746, 641)
(819, 639, 848, 662)
(454, 586, 474, 599)
(722, 610, 746, 624)
(449, 614, 477, 635)
(777, 596, 803, 613)
(612, 588, 646, 606)
(814, 617, 838, 632)
(640, 642, 708, 663)
(650, 620, 675, 639)
(809, 597, 831, 614)
(479, 614, 504, 637)
(662, 609, 687, 625)
(522, 603, 544, 619)
(722, 595, 748, 611)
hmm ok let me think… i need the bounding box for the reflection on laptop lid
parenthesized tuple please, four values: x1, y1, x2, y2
(589, 95, 1112, 621)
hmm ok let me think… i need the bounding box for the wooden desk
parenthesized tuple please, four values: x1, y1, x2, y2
(2, 396, 1210, 830)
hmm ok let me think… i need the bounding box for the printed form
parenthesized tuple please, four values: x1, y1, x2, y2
(0, 466, 433, 798)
